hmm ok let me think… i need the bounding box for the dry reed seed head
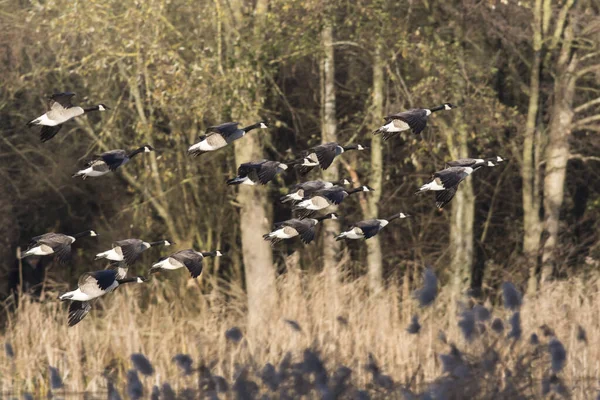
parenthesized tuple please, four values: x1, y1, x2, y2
(130, 353, 155, 376)
(482, 349, 499, 373)
(336, 315, 348, 326)
(225, 326, 243, 343)
(213, 375, 229, 393)
(161, 383, 176, 400)
(4, 342, 14, 358)
(491, 318, 504, 333)
(438, 330, 448, 344)
(407, 314, 421, 334)
(151, 385, 160, 400)
(233, 368, 259, 399)
(577, 325, 588, 344)
(302, 349, 327, 384)
(501, 282, 522, 311)
(172, 353, 194, 375)
(507, 311, 522, 340)
(542, 374, 569, 397)
(126, 370, 144, 400)
(530, 333, 540, 345)
(107, 379, 122, 400)
(261, 363, 279, 391)
(48, 366, 64, 390)
(284, 319, 302, 332)
(413, 268, 438, 307)
(549, 338, 567, 373)
(458, 310, 476, 342)
(473, 305, 491, 322)
(540, 324, 556, 337)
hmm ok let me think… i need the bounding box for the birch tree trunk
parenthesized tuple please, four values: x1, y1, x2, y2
(365, 45, 384, 293)
(320, 21, 340, 282)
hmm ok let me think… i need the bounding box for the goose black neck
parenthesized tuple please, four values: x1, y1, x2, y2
(387, 213, 402, 222)
(117, 277, 138, 285)
(201, 251, 218, 257)
(242, 122, 262, 132)
(430, 104, 445, 113)
(149, 240, 166, 247)
(343, 145, 358, 151)
(73, 230, 92, 239)
(348, 187, 363, 195)
(315, 214, 331, 222)
(83, 105, 101, 113)
(127, 147, 146, 158)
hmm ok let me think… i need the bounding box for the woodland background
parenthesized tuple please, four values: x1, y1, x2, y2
(0, 0, 599, 397)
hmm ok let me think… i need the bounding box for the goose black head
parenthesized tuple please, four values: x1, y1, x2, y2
(143, 145, 155, 153)
(98, 104, 110, 111)
(259, 121, 268, 129)
(136, 276, 148, 283)
(339, 178, 352, 185)
(327, 213, 339, 220)
(362, 185, 375, 192)
(443, 103, 455, 110)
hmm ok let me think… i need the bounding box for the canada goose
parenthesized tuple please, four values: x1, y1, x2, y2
(263, 213, 338, 245)
(280, 179, 351, 203)
(95, 239, 171, 266)
(150, 249, 223, 278)
(226, 160, 288, 185)
(415, 161, 487, 209)
(290, 142, 368, 175)
(373, 103, 454, 140)
(188, 121, 268, 157)
(446, 156, 504, 168)
(26, 92, 109, 142)
(21, 230, 98, 264)
(59, 269, 146, 326)
(335, 213, 409, 241)
(293, 185, 373, 217)
(72, 145, 154, 179)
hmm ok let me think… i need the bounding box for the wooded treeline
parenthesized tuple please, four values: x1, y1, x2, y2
(0, 0, 599, 321)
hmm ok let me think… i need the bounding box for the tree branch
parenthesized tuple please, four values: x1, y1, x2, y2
(574, 97, 600, 113)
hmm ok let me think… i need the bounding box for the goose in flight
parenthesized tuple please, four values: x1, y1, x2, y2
(72, 145, 154, 179)
(416, 159, 499, 209)
(27, 92, 109, 142)
(59, 269, 146, 326)
(280, 179, 351, 203)
(336, 213, 409, 241)
(373, 103, 454, 140)
(188, 121, 268, 156)
(289, 142, 367, 175)
(21, 230, 98, 264)
(150, 249, 223, 278)
(263, 213, 338, 245)
(95, 239, 171, 266)
(293, 185, 373, 217)
(227, 160, 288, 185)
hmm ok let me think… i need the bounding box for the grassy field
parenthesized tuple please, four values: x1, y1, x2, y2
(1, 264, 599, 398)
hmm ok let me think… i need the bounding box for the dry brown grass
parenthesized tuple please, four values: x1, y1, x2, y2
(1, 266, 599, 398)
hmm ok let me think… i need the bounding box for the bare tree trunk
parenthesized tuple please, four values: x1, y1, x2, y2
(541, 26, 578, 283)
(226, 0, 276, 328)
(446, 118, 474, 290)
(524, 0, 544, 294)
(365, 45, 384, 294)
(233, 138, 276, 327)
(320, 21, 340, 283)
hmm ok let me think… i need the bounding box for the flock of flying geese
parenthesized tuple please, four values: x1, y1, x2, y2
(22, 92, 504, 326)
